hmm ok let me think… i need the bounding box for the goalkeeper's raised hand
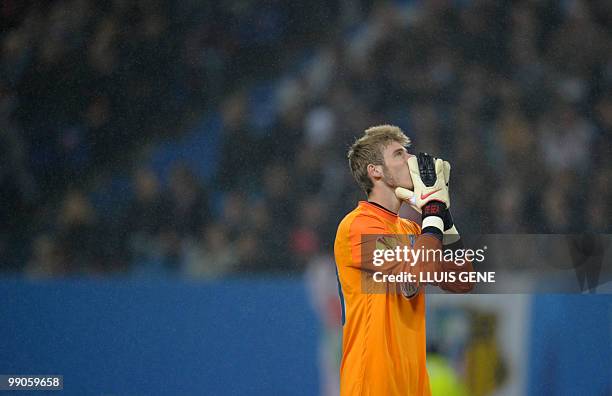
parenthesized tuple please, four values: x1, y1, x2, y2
(395, 152, 450, 235)
(395, 153, 450, 209)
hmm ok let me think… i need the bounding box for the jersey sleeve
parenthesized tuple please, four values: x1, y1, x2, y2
(402, 217, 474, 293)
(345, 214, 474, 293)
(347, 213, 442, 277)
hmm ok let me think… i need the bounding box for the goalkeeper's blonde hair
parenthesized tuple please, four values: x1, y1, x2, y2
(347, 125, 411, 195)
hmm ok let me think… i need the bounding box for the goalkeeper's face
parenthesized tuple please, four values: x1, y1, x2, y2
(381, 142, 414, 191)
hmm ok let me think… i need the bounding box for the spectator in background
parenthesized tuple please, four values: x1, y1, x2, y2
(84, 95, 114, 167)
(492, 184, 525, 233)
(25, 234, 65, 277)
(182, 223, 237, 279)
(264, 102, 305, 164)
(4, 0, 612, 277)
(593, 94, 612, 169)
(235, 230, 267, 274)
(258, 164, 294, 271)
(125, 167, 169, 264)
(242, 199, 290, 272)
(0, 123, 35, 270)
(215, 92, 262, 192)
(538, 100, 595, 175)
(290, 197, 327, 269)
(219, 191, 248, 242)
(167, 163, 210, 237)
(55, 189, 99, 274)
(293, 145, 324, 197)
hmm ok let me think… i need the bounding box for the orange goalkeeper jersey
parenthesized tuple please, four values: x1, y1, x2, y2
(334, 201, 432, 396)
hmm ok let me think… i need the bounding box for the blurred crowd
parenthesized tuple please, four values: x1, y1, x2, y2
(0, 0, 339, 274)
(2, 0, 612, 277)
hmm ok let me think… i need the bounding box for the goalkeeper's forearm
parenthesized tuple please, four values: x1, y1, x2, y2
(439, 210, 473, 293)
(418, 204, 474, 292)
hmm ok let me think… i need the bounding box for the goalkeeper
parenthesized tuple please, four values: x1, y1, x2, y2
(334, 125, 473, 396)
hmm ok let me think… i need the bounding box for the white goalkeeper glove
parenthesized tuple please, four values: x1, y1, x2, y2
(395, 153, 451, 235)
(395, 153, 450, 211)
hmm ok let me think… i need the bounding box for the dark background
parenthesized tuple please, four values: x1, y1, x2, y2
(1, 0, 612, 277)
(1, 1, 611, 395)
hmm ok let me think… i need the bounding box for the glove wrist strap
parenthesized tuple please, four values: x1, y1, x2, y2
(422, 216, 444, 233)
(422, 201, 446, 236)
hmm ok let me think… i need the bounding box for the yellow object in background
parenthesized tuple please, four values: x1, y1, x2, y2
(427, 354, 468, 396)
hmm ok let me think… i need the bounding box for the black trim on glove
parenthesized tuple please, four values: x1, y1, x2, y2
(442, 209, 454, 231)
(417, 152, 438, 187)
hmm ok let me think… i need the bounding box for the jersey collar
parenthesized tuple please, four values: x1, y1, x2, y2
(360, 201, 398, 222)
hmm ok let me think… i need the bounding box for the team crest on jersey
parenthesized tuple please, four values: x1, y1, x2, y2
(401, 281, 420, 299)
